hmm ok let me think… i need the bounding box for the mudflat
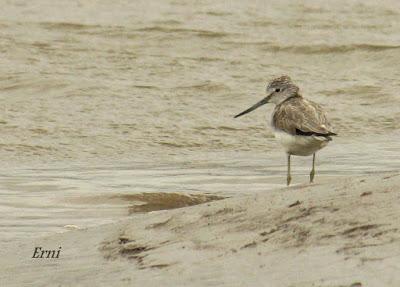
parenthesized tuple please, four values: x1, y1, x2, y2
(1, 173, 399, 287)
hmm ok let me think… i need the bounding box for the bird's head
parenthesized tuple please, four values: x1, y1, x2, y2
(234, 75, 300, 118)
(266, 75, 299, 104)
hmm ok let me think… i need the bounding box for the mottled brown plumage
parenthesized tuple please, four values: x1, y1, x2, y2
(272, 95, 336, 137)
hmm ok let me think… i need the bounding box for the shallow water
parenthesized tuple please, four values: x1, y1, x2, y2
(1, 133, 400, 243)
(0, 0, 400, 243)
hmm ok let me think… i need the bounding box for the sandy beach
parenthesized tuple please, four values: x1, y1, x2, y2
(1, 173, 399, 287)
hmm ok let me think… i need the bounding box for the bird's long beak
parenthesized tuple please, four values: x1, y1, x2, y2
(234, 94, 272, 118)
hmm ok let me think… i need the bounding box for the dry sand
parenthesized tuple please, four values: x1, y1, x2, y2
(1, 173, 399, 287)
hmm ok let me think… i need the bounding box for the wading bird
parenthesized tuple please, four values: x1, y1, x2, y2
(234, 76, 336, 186)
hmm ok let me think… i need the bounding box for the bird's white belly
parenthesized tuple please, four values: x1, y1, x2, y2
(274, 130, 329, 156)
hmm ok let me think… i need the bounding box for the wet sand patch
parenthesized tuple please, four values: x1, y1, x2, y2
(67, 192, 225, 214)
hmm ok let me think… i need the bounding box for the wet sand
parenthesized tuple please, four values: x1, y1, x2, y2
(1, 173, 400, 287)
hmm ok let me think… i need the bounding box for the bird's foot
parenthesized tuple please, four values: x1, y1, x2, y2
(287, 175, 292, 186)
(309, 170, 315, 183)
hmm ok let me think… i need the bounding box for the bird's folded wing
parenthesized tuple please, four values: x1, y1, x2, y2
(273, 98, 336, 136)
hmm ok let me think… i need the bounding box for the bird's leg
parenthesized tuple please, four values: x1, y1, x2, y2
(287, 154, 292, 186)
(310, 153, 316, 183)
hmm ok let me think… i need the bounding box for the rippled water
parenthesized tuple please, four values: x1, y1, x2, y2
(1, 0, 400, 243)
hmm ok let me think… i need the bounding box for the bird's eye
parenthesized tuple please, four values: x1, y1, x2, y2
(275, 88, 281, 92)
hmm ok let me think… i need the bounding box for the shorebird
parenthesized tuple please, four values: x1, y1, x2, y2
(234, 75, 336, 186)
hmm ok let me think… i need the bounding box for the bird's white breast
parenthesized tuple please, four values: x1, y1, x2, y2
(273, 129, 329, 156)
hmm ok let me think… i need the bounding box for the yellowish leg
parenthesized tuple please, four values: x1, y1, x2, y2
(287, 154, 292, 186)
(310, 153, 316, 183)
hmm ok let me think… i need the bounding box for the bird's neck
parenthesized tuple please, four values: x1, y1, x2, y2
(275, 93, 302, 106)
